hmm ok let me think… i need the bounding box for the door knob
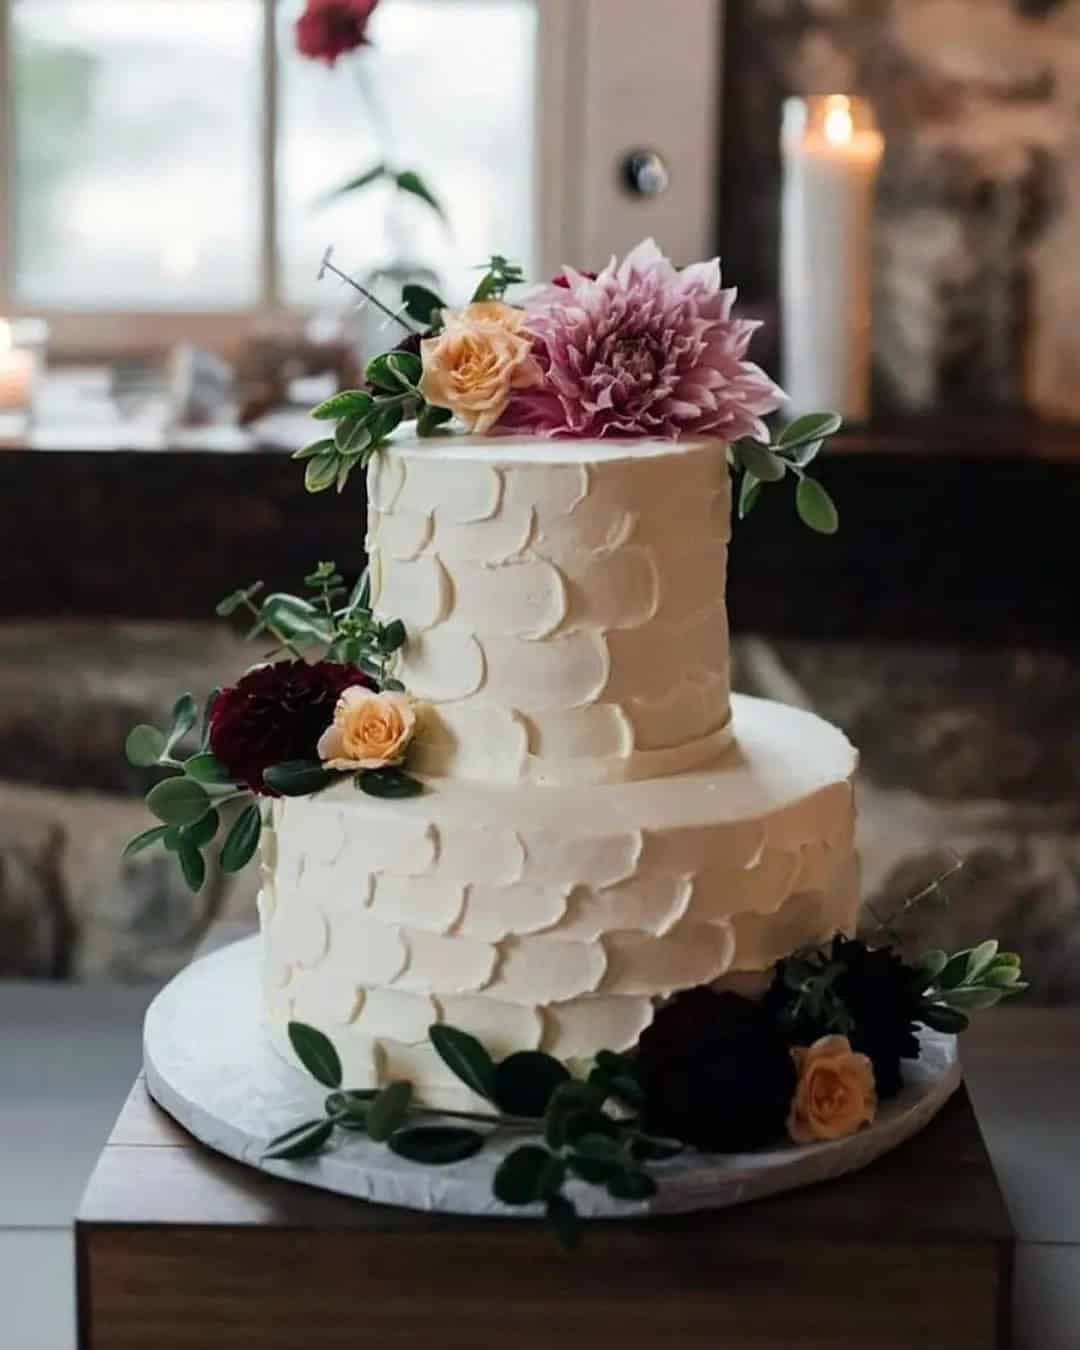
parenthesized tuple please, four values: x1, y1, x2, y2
(622, 148, 671, 198)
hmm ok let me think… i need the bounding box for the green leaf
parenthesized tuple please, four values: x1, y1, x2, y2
(777, 411, 842, 451)
(259, 594, 336, 647)
(606, 1169, 657, 1202)
(795, 477, 839, 535)
(984, 962, 1023, 989)
(417, 403, 453, 437)
(572, 1132, 620, 1161)
(912, 949, 949, 985)
(379, 619, 407, 654)
(608, 1075, 645, 1111)
(125, 724, 166, 767)
(163, 827, 183, 853)
(319, 161, 387, 203)
(428, 1024, 497, 1101)
(344, 567, 371, 616)
(965, 940, 999, 983)
(310, 389, 374, 422)
(917, 1002, 970, 1035)
(735, 440, 785, 483)
(545, 1193, 582, 1251)
(288, 1022, 343, 1089)
(562, 1110, 620, 1148)
(388, 1126, 485, 1165)
(121, 824, 171, 860)
(305, 450, 340, 494)
(493, 1051, 571, 1118)
(365, 351, 420, 394)
(738, 471, 763, 520)
(291, 436, 337, 461)
(357, 767, 423, 799)
(939, 986, 1006, 1012)
(785, 438, 824, 469)
(335, 416, 372, 456)
(367, 1081, 414, 1143)
(263, 1118, 334, 1161)
(180, 808, 220, 850)
(184, 751, 234, 785)
(325, 1089, 374, 1131)
(394, 169, 445, 221)
(145, 776, 211, 827)
(177, 840, 206, 893)
(493, 1145, 553, 1206)
(263, 760, 337, 798)
(366, 400, 404, 444)
(402, 283, 446, 326)
(629, 1134, 684, 1163)
(938, 950, 974, 991)
(566, 1153, 622, 1185)
(220, 803, 262, 874)
(165, 694, 198, 755)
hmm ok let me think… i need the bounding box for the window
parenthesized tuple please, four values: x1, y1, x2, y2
(4, 0, 538, 352)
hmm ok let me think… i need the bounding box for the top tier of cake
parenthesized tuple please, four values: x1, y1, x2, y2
(367, 431, 732, 786)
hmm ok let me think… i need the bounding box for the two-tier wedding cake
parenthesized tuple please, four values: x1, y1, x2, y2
(259, 430, 858, 1109)
(130, 241, 1021, 1228)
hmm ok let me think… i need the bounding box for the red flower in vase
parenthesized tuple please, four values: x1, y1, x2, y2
(296, 0, 379, 65)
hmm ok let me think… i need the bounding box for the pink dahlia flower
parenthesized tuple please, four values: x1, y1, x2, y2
(497, 238, 785, 441)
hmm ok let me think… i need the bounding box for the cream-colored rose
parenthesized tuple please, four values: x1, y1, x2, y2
(418, 300, 541, 434)
(787, 1035, 877, 1144)
(317, 687, 417, 771)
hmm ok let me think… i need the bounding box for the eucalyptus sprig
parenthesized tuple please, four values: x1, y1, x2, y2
(266, 1021, 682, 1250)
(732, 411, 843, 534)
(122, 693, 263, 893)
(217, 561, 407, 690)
(913, 941, 1028, 1033)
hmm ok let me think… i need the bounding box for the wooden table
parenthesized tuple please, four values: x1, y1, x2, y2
(76, 1062, 1013, 1348)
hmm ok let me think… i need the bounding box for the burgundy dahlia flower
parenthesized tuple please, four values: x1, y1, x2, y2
(209, 660, 372, 794)
(296, 0, 379, 65)
(498, 238, 785, 440)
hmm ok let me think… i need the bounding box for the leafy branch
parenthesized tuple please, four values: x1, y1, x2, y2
(123, 694, 263, 893)
(731, 411, 843, 534)
(471, 253, 526, 303)
(217, 561, 407, 690)
(266, 1022, 683, 1250)
(318, 163, 446, 222)
(912, 941, 1028, 1033)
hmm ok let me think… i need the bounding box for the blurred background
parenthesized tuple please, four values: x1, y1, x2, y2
(2, 0, 1076, 1000)
(1, 1, 1079, 1344)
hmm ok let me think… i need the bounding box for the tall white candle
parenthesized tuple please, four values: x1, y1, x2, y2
(781, 95, 883, 421)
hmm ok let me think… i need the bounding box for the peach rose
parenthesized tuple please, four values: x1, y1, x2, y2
(787, 1035, 877, 1144)
(317, 687, 417, 771)
(418, 300, 541, 434)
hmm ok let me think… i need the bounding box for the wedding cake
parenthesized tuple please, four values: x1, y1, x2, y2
(257, 427, 858, 1109)
(129, 240, 1023, 1229)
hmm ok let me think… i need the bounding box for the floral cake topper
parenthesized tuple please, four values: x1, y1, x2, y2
(303, 240, 842, 533)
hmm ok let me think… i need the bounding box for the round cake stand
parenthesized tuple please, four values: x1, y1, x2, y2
(144, 936, 962, 1220)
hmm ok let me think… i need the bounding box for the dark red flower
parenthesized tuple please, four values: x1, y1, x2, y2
(209, 660, 372, 794)
(637, 989, 797, 1152)
(551, 269, 598, 288)
(295, 0, 379, 65)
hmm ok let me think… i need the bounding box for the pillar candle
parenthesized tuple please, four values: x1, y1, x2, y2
(780, 95, 883, 421)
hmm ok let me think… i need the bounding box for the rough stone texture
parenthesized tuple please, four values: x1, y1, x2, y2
(1, 621, 1077, 1004)
(722, 0, 1080, 417)
(735, 636, 1080, 1003)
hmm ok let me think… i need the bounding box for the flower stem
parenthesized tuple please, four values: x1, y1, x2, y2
(319, 247, 417, 335)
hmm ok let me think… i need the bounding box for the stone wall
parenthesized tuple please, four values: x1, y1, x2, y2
(1, 621, 1077, 1001)
(722, 0, 1080, 417)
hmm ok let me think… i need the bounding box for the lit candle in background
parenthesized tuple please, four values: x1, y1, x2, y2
(780, 95, 884, 421)
(0, 320, 35, 413)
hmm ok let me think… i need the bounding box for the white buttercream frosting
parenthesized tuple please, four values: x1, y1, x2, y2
(366, 429, 734, 785)
(262, 694, 860, 1109)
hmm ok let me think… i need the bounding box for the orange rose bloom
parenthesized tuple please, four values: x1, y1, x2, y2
(788, 1035, 878, 1144)
(418, 301, 541, 434)
(317, 688, 417, 771)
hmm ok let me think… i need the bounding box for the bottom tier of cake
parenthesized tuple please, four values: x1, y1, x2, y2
(259, 694, 859, 1109)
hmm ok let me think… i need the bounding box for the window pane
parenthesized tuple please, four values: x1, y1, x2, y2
(12, 1, 262, 310)
(278, 0, 536, 308)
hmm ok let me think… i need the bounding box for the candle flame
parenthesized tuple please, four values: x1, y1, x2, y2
(823, 95, 854, 147)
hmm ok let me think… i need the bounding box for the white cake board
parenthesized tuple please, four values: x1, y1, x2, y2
(144, 937, 962, 1220)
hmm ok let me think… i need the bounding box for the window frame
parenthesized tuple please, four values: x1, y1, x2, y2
(0, 0, 722, 359)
